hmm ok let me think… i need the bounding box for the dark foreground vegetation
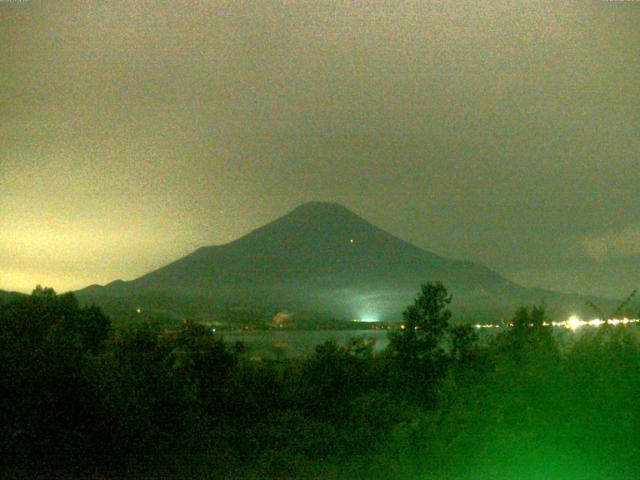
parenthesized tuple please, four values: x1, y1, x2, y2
(2, 284, 640, 479)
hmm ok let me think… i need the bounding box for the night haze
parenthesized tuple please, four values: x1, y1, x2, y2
(2, 1, 639, 298)
(3, 3, 640, 479)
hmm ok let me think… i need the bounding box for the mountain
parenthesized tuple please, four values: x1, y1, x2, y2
(76, 202, 607, 323)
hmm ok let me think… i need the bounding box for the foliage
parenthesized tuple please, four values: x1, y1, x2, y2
(300, 337, 376, 421)
(0, 287, 110, 468)
(2, 285, 640, 479)
(388, 282, 452, 362)
(496, 305, 559, 366)
(387, 282, 452, 401)
(449, 323, 479, 365)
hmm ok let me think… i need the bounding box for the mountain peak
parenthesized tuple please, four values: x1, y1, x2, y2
(286, 201, 360, 221)
(292, 201, 351, 213)
(252, 201, 375, 240)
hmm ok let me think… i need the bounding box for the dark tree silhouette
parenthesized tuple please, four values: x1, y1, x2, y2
(388, 282, 452, 400)
(389, 282, 451, 362)
(498, 305, 559, 365)
(0, 287, 111, 466)
(449, 323, 479, 365)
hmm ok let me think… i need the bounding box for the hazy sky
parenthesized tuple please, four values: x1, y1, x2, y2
(1, 1, 638, 298)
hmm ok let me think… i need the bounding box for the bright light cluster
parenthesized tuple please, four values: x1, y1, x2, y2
(565, 315, 583, 331)
(473, 316, 640, 331)
(355, 316, 379, 323)
(554, 315, 639, 331)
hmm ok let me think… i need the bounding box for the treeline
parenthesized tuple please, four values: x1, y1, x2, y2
(1, 284, 640, 479)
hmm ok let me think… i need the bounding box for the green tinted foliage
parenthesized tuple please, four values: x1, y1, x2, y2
(387, 282, 452, 402)
(388, 282, 452, 363)
(169, 321, 237, 413)
(0, 287, 111, 466)
(89, 319, 241, 462)
(496, 305, 559, 366)
(449, 323, 479, 364)
(300, 338, 375, 421)
(4, 285, 640, 479)
(90, 322, 176, 455)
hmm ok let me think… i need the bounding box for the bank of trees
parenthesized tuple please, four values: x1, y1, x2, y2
(1, 284, 639, 479)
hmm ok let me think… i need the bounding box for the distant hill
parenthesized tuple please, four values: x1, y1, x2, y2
(76, 202, 612, 324)
(0, 289, 27, 303)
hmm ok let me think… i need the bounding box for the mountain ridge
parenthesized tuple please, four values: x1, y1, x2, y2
(76, 202, 608, 322)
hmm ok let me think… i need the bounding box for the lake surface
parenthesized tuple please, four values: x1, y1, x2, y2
(220, 329, 390, 358)
(219, 325, 640, 359)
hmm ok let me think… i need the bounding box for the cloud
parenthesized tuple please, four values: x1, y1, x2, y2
(584, 226, 640, 261)
(2, 1, 639, 295)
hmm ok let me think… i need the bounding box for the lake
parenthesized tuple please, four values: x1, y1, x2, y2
(219, 324, 640, 359)
(220, 329, 390, 358)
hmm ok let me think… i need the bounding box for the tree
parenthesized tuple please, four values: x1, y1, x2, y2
(301, 338, 375, 421)
(497, 305, 558, 365)
(169, 320, 238, 414)
(449, 324, 479, 365)
(0, 287, 111, 466)
(387, 282, 452, 399)
(389, 282, 452, 363)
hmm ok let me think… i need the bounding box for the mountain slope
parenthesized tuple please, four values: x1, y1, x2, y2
(76, 202, 603, 322)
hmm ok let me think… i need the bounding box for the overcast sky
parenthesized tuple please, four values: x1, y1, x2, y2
(1, 1, 638, 298)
